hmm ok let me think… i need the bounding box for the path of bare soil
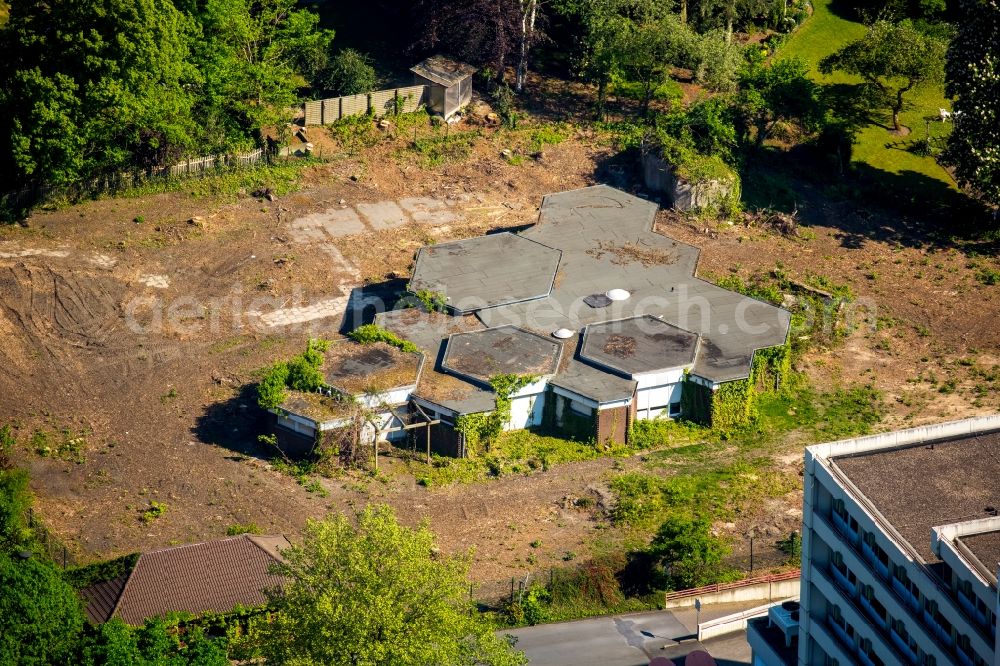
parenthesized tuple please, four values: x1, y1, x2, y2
(0, 125, 996, 582)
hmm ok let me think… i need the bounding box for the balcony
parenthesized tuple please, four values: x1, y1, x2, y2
(815, 510, 993, 655)
(890, 627, 918, 664)
(813, 567, 910, 665)
(832, 509, 860, 546)
(890, 577, 921, 613)
(830, 564, 857, 597)
(957, 590, 990, 629)
(828, 617, 854, 650)
(922, 609, 954, 647)
(859, 594, 888, 631)
(857, 649, 879, 666)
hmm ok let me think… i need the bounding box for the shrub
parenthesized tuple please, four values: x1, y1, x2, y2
(0, 553, 85, 664)
(648, 515, 733, 590)
(0, 467, 31, 553)
(227, 523, 262, 536)
(257, 339, 331, 410)
(320, 48, 378, 97)
(347, 324, 419, 353)
(505, 584, 551, 626)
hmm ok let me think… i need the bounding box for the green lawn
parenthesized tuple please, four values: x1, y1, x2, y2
(779, 0, 956, 192)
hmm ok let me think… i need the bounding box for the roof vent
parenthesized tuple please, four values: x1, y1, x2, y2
(584, 293, 613, 308)
(986, 506, 998, 516)
(552, 328, 574, 339)
(605, 288, 630, 302)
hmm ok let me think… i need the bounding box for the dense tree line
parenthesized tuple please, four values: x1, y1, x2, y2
(0, 0, 378, 188)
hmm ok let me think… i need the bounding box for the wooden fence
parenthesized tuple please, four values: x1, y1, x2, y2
(304, 84, 429, 126)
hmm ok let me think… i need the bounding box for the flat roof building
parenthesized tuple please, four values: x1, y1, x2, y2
(768, 415, 1000, 666)
(269, 185, 791, 456)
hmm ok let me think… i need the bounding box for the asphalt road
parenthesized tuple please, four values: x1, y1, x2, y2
(504, 603, 755, 666)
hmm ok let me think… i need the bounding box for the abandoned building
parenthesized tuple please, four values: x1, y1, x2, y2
(270, 341, 424, 456)
(269, 185, 791, 457)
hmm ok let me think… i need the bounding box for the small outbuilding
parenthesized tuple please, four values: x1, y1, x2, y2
(411, 55, 476, 120)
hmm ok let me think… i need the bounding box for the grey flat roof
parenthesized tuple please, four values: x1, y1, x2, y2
(370, 184, 792, 412)
(374, 308, 483, 356)
(477, 185, 790, 383)
(322, 341, 422, 395)
(580, 316, 698, 377)
(442, 326, 561, 386)
(550, 357, 637, 404)
(958, 530, 1000, 578)
(410, 56, 476, 87)
(409, 233, 562, 315)
(833, 429, 1000, 563)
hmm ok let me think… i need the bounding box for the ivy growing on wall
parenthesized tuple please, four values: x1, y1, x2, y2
(454, 374, 537, 455)
(708, 340, 792, 435)
(680, 375, 713, 425)
(257, 339, 331, 410)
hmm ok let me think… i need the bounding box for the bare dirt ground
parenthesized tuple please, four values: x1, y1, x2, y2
(1, 118, 997, 586)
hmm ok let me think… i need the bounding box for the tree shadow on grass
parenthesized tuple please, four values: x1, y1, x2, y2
(819, 82, 886, 132)
(738, 145, 996, 252)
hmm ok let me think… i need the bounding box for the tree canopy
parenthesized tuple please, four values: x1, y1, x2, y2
(943, 0, 1000, 206)
(819, 19, 947, 132)
(0, 553, 86, 664)
(0, 0, 339, 188)
(260, 505, 526, 666)
(648, 515, 731, 590)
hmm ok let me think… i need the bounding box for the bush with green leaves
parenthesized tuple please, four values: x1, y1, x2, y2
(257, 338, 331, 410)
(0, 553, 85, 664)
(320, 48, 379, 97)
(648, 515, 734, 590)
(0, 466, 31, 554)
(347, 324, 419, 353)
(693, 30, 745, 93)
(505, 584, 551, 626)
(79, 617, 229, 665)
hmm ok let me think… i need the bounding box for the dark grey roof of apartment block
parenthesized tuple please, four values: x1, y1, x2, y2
(833, 429, 1000, 563)
(442, 325, 561, 386)
(580, 315, 699, 376)
(958, 530, 1000, 580)
(409, 233, 561, 314)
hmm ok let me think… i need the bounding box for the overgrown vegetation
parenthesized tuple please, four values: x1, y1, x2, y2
(346, 324, 419, 353)
(256, 338, 331, 410)
(409, 429, 621, 487)
(454, 374, 538, 454)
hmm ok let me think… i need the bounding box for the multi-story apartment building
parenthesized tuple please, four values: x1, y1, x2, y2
(749, 415, 1000, 666)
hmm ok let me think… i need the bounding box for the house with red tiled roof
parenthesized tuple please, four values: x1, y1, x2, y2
(79, 534, 289, 625)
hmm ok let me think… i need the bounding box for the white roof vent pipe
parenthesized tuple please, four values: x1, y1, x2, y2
(552, 328, 575, 339)
(606, 288, 630, 302)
